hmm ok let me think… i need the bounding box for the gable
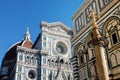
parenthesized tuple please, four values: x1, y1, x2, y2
(41, 21, 71, 33)
(48, 26, 68, 34)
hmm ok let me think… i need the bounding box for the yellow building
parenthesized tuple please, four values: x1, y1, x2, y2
(71, 0, 120, 80)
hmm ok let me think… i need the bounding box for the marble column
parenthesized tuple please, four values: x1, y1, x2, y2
(88, 9, 109, 80)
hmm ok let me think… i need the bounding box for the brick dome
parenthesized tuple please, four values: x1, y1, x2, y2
(0, 28, 32, 79)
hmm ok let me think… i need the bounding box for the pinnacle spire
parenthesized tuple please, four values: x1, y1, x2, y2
(24, 27, 31, 41)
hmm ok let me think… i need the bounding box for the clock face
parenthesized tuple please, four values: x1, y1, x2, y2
(56, 41, 67, 54)
(28, 70, 36, 79)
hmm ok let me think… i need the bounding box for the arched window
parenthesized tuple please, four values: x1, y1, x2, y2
(51, 60, 54, 67)
(116, 50, 120, 64)
(104, 17, 120, 46)
(26, 56, 31, 64)
(31, 57, 34, 64)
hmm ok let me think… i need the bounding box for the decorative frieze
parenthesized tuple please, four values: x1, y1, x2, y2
(17, 46, 39, 54)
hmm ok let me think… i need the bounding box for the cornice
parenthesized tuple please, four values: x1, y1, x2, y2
(17, 46, 39, 54)
(42, 30, 71, 39)
(71, 21, 92, 43)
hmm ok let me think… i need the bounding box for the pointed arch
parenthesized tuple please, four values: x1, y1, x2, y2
(74, 42, 84, 55)
(110, 53, 117, 67)
(85, 32, 92, 49)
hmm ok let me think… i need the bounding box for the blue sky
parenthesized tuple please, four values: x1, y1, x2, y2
(0, 0, 84, 66)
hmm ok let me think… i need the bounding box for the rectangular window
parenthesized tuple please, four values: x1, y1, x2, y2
(43, 77, 46, 80)
(17, 74, 21, 80)
(80, 55, 84, 63)
(99, 0, 104, 9)
(85, 8, 90, 23)
(104, 0, 111, 5)
(43, 69, 46, 74)
(112, 32, 118, 44)
(75, 20, 79, 33)
(79, 17, 82, 29)
(43, 36, 46, 40)
(43, 42, 46, 46)
(92, 1, 97, 14)
(81, 14, 84, 27)
(19, 54, 23, 61)
(18, 65, 22, 72)
(43, 57, 46, 64)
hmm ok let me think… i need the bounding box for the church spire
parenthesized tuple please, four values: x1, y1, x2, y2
(24, 27, 31, 41)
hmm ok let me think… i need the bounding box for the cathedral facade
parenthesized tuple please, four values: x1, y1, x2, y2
(71, 0, 120, 80)
(33, 21, 73, 80)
